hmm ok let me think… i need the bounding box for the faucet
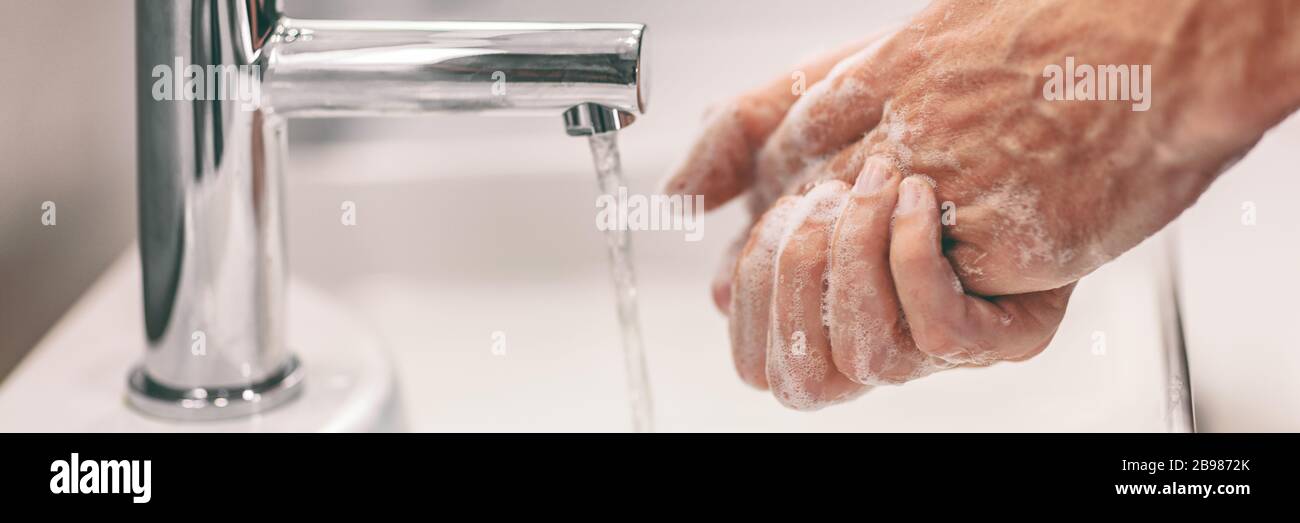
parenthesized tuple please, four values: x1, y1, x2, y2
(131, 0, 647, 420)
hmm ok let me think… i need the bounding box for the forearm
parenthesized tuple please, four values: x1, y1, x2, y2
(1161, 0, 1300, 167)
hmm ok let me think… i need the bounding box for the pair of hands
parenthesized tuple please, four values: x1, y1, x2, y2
(664, 0, 1300, 409)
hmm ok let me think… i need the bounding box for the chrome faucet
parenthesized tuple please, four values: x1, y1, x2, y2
(131, 0, 647, 419)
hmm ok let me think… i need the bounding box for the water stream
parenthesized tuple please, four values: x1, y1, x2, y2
(586, 131, 654, 433)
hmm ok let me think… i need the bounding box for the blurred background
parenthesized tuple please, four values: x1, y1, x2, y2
(1, 0, 1297, 431)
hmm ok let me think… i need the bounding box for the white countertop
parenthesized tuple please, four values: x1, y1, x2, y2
(0, 163, 1191, 431)
(0, 250, 400, 432)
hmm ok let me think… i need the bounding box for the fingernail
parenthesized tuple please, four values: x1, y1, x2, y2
(895, 176, 929, 215)
(852, 157, 889, 195)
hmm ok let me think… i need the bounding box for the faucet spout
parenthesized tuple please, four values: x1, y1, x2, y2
(263, 19, 648, 121)
(563, 103, 637, 136)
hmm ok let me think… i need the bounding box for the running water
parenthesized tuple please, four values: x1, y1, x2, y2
(586, 131, 654, 433)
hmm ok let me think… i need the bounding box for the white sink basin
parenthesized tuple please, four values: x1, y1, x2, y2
(271, 137, 1188, 432)
(8, 0, 1300, 432)
(0, 0, 1226, 430)
(0, 137, 1188, 432)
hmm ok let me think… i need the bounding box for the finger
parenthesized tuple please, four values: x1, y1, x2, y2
(662, 31, 898, 211)
(827, 156, 942, 384)
(754, 29, 902, 203)
(767, 181, 869, 409)
(711, 231, 748, 315)
(889, 176, 1075, 365)
(736, 140, 874, 319)
(730, 196, 800, 389)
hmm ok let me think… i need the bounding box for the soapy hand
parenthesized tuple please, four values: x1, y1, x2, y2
(664, 0, 1300, 409)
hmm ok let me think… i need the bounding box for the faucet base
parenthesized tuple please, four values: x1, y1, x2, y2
(127, 356, 305, 421)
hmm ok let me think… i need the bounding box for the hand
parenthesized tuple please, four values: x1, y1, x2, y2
(730, 170, 1074, 410)
(665, 0, 1300, 409)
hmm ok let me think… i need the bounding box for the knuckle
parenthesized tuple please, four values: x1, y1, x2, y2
(1006, 327, 1062, 362)
(910, 320, 968, 361)
(832, 329, 912, 385)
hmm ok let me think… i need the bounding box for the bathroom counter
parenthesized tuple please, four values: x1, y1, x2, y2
(13, 109, 1300, 431)
(0, 249, 400, 432)
(6, 0, 1300, 432)
(0, 147, 1191, 431)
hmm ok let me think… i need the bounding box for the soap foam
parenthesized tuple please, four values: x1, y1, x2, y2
(730, 197, 798, 377)
(766, 182, 851, 410)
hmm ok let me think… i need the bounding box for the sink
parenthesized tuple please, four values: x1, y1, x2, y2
(274, 137, 1188, 432)
(0, 136, 1188, 432)
(7, 0, 1300, 432)
(0, 249, 402, 432)
(0, 0, 1202, 431)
